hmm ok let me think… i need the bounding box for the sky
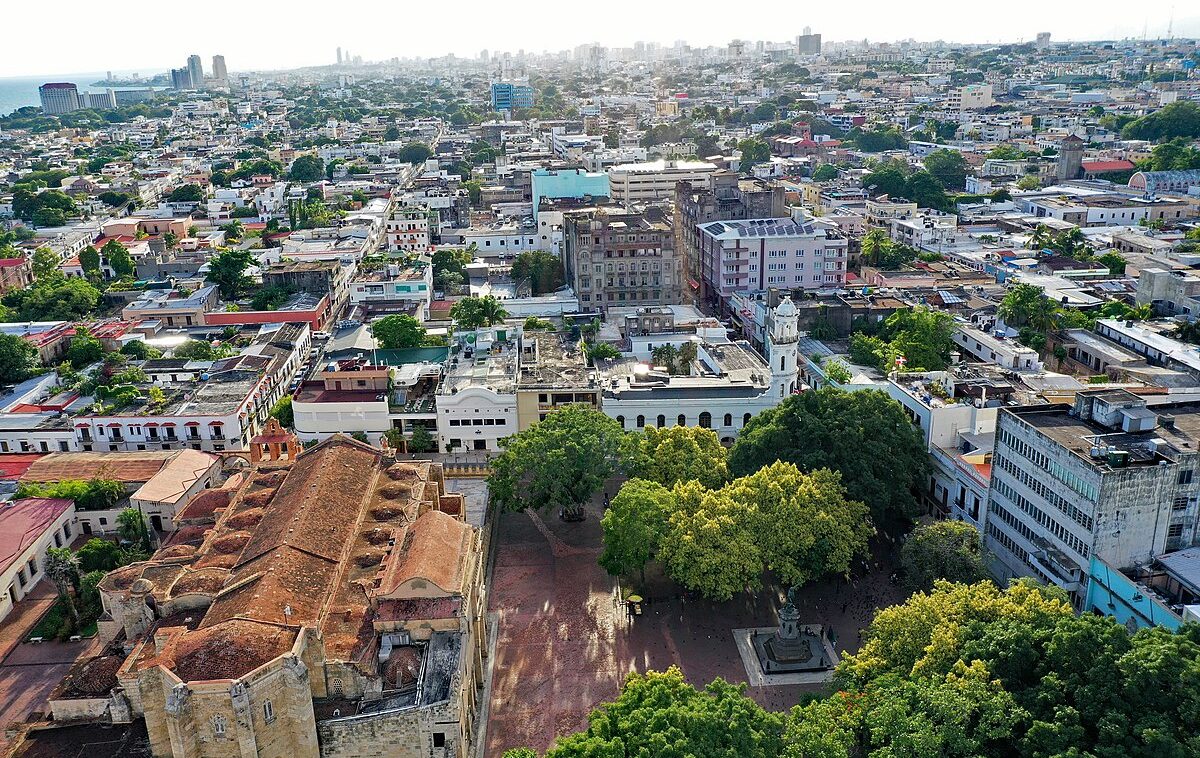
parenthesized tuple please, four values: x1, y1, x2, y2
(2, 0, 1197, 78)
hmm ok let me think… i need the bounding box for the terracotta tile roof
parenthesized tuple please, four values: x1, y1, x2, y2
(21, 451, 179, 484)
(1082, 159, 1136, 173)
(152, 619, 297, 681)
(377, 510, 471, 598)
(0, 498, 72, 575)
(374, 596, 462, 623)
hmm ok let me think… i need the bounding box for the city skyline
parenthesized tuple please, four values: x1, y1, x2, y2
(1, 0, 1198, 77)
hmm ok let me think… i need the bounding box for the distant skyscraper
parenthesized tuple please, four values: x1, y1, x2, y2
(38, 82, 80, 115)
(491, 81, 534, 111)
(1035, 32, 1051, 50)
(797, 31, 822, 54)
(170, 67, 192, 90)
(337, 47, 343, 65)
(187, 54, 204, 89)
(85, 89, 117, 110)
(479, 49, 489, 62)
(212, 55, 227, 83)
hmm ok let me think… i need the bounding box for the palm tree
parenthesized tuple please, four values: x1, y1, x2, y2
(861, 228, 890, 267)
(43, 548, 79, 624)
(1028, 224, 1052, 251)
(117, 508, 150, 549)
(450, 296, 509, 330)
(1050, 228, 1089, 259)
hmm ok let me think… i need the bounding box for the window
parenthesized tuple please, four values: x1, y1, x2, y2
(1168, 523, 1185, 539)
(677, 414, 686, 426)
(698, 412, 712, 429)
(433, 733, 446, 748)
(212, 715, 227, 736)
(656, 415, 666, 428)
(723, 413, 732, 427)
(616, 415, 625, 429)
(1180, 470, 1194, 486)
(743, 413, 752, 426)
(636, 415, 645, 428)
(330, 677, 344, 696)
(263, 699, 275, 724)
(27, 558, 37, 577)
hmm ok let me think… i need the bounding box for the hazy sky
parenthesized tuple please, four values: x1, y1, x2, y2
(2, 0, 1197, 78)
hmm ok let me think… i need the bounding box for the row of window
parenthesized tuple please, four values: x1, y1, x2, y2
(447, 418, 508, 427)
(994, 452, 1094, 530)
(997, 426, 1099, 501)
(614, 412, 753, 430)
(990, 483, 1090, 560)
(0, 439, 71, 453)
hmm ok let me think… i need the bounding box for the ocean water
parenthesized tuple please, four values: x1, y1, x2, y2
(0, 71, 153, 116)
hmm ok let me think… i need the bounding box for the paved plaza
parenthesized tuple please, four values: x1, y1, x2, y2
(483, 489, 909, 756)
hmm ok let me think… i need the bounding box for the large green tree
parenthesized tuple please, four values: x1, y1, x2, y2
(543, 668, 785, 758)
(923, 149, 969, 191)
(205, 249, 255, 299)
(450, 295, 508, 329)
(511, 251, 565, 295)
(0, 333, 38, 384)
(371, 314, 427, 349)
(633, 425, 729, 489)
(899, 521, 990, 592)
(65, 328, 105, 368)
(288, 154, 325, 182)
(489, 405, 636, 515)
(599, 478, 674, 582)
(729, 388, 929, 522)
(1121, 101, 1200, 141)
(101, 239, 134, 279)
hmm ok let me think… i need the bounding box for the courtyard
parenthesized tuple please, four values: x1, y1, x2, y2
(483, 488, 909, 756)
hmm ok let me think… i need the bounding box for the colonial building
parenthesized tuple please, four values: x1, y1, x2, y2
(93, 433, 486, 758)
(562, 205, 682, 308)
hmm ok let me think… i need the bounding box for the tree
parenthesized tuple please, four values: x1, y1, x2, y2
(511, 251, 565, 295)
(860, 228, 891, 268)
(101, 239, 134, 278)
(167, 183, 205, 203)
(432, 248, 472, 290)
(2, 277, 101, 322)
(270, 395, 294, 427)
(371, 314, 427, 349)
(545, 667, 784, 758)
(172, 339, 221, 360)
(43, 547, 79, 624)
(999, 283, 1057, 333)
(117, 508, 150, 549)
(120, 340, 159, 360)
(289, 154, 325, 182)
(1016, 174, 1041, 190)
(78, 246, 101, 280)
(1097, 251, 1127, 276)
(66, 328, 105, 368)
(586, 342, 619, 362)
(205, 248, 255, 299)
(0, 333, 38, 385)
(450, 295, 508, 329)
(903, 170, 951, 210)
(658, 484, 763, 601)
(31, 247, 62, 281)
(634, 425, 729, 489)
(899, 521, 989, 592)
(76, 538, 122, 573)
(811, 164, 839, 182)
(923, 149, 969, 191)
(862, 166, 909, 198)
(730, 388, 929, 523)
(651, 344, 680, 373)
(408, 424, 436, 453)
(599, 478, 674, 582)
(163, 232, 179, 250)
(1121, 101, 1200, 141)
(737, 138, 772, 171)
(397, 142, 433, 164)
(488, 405, 636, 515)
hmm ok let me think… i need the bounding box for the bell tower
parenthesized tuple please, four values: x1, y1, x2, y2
(768, 296, 800, 398)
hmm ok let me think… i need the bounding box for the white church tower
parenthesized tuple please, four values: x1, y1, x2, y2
(768, 296, 800, 398)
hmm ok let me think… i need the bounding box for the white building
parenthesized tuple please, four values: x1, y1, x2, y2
(386, 206, 432, 252)
(598, 297, 801, 442)
(953, 326, 1043, 371)
(607, 159, 719, 204)
(948, 84, 993, 111)
(0, 498, 76, 623)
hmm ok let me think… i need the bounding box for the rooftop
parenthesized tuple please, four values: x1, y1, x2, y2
(0, 498, 72, 576)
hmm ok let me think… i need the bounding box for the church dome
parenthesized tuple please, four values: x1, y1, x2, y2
(775, 297, 798, 318)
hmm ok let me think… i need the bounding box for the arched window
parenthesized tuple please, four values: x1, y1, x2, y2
(699, 412, 711, 428)
(781, 355, 786, 371)
(723, 413, 732, 427)
(616, 415, 626, 429)
(656, 415, 666, 428)
(636, 415, 645, 428)
(677, 414, 686, 426)
(743, 413, 752, 426)
(330, 677, 344, 697)
(263, 700, 275, 724)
